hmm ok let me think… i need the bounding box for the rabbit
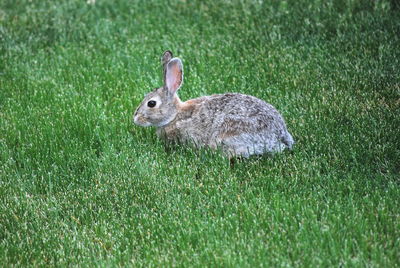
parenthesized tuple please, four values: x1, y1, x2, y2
(133, 51, 294, 158)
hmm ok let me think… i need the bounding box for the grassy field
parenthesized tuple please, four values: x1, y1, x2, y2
(1, 0, 399, 266)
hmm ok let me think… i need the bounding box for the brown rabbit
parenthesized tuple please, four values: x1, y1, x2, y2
(133, 51, 294, 157)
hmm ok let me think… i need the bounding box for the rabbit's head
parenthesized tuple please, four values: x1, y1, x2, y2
(133, 51, 183, 127)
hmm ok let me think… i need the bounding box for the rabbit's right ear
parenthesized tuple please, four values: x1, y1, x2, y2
(165, 58, 183, 95)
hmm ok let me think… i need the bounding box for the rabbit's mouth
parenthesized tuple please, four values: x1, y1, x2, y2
(133, 114, 152, 127)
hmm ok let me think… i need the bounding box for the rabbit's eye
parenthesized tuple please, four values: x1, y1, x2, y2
(147, 100, 156, 108)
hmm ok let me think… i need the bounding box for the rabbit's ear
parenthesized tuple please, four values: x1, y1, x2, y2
(162, 51, 173, 66)
(165, 58, 183, 95)
(162, 51, 173, 81)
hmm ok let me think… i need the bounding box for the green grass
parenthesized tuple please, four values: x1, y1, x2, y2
(1, 0, 399, 266)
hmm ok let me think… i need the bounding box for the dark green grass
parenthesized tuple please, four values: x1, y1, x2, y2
(1, 0, 399, 266)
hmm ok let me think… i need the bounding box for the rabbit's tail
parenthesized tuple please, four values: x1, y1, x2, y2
(282, 131, 294, 150)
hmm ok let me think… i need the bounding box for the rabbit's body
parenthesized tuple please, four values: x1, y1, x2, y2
(134, 51, 294, 158)
(156, 93, 293, 157)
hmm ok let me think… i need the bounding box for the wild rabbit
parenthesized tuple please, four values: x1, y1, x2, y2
(133, 51, 294, 158)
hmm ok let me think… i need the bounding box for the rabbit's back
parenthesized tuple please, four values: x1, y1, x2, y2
(157, 93, 294, 157)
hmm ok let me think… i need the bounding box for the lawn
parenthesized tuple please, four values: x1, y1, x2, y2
(0, 0, 399, 266)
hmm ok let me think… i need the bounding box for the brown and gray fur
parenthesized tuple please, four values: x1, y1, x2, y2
(133, 51, 294, 157)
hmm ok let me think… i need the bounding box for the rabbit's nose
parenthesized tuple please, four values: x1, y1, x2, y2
(133, 113, 142, 124)
(133, 114, 138, 124)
